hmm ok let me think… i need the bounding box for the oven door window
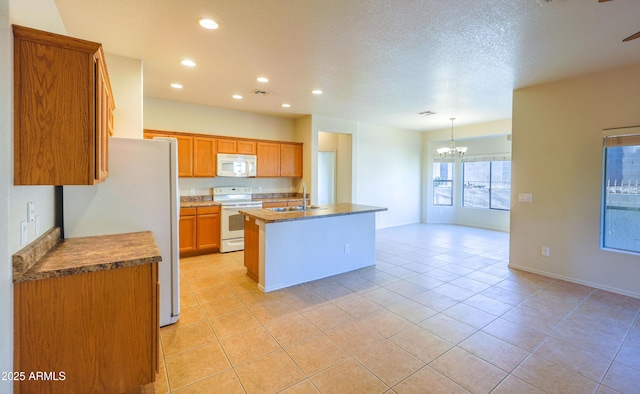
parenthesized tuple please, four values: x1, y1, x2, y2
(228, 212, 245, 232)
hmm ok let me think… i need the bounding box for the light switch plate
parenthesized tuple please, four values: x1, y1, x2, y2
(20, 221, 28, 245)
(27, 201, 35, 222)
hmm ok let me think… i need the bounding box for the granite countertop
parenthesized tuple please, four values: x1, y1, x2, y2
(12, 229, 162, 283)
(239, 203, 387, 224)
(180, 193, 307, 208)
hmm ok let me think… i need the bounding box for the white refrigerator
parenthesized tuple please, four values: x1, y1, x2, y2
(63, 137, 180, 326)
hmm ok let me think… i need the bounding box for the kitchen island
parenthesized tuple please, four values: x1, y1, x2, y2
(240, 203, 387, 292)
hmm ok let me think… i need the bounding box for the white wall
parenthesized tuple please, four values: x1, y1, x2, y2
(318, 131, 353, 203)
(2, 0, 68, 390)
(106, 54, 143, 138)
(510, 63, 640, 297)
(354, 123, 422, 228)
(422, 119, 512, 231)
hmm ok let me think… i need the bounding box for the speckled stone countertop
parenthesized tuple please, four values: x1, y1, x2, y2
(239, 203, 387, 224)
(13, 230, 162, 283)
(180, 193, 307, 208)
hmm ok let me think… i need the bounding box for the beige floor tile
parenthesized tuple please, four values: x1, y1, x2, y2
(170, 304, 205, 328)
(362, 287, 408, 306)
(185, 275, 225, 292)
(441, 303, 497, 329)
(264, 314, 321, 347)
(534, 337, 611, 381)
(430, 283, 476, 301)
(459, 331, 529, 372)
(164, 342, 232, 390)
(311, 358, 388, 394)
(305, 279, 353, 300)
(278, 379, 320, 393)
(326, 320, 385, 354)
(384, 280, 429, 298)
(392, 366, 469, 394)
(220, 326, 281, 365)
(512, 354, 599, 394)
(491, 375, 545, 394)
(385, 299, 437, 323)
(430, 347, 507, 393)
(208, 309, 261, 338)
(285, 333, 349, 375)
(501, 305, 565, 335)
(355, 340, 425, 386)
(234, 350, 305, 394)
(199, 296, 246, 319)
(249, 299, 298, 324)
(601, 362, 640, 393)
(191, 283, 236, 303)
(333, 294, 383, 318)
(411, 290, 459, 312)
(480, 286, 530, 306)
(419, 313, 477, 344)
(615, 334, 640, 370)
(359, 309, 413, 338)
(481, 318, 546, 352)
(390, 325, 453, 363)
(331, 272, 380, 293)
(180, 289, 198, 308)
(172, 369, 244, 393)
(283, 288, 329, 312)
(462, 294, 514, 316)
(550, 319, 622, 360)
(302, 304, 354, 331)
(160, 320, 216, 356)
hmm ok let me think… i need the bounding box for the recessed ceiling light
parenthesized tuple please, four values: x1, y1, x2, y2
(281, 103, 291, 108)
(257, 77, 269, 83)
(198, 18, 218, 30)
(170, 83, 183, 89)
(181, 59, 196, 67)
(312, 89, 323, 95)
(232, 94, 243, 100)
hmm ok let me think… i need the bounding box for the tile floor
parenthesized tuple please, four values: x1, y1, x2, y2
(147, 224, 640, 393)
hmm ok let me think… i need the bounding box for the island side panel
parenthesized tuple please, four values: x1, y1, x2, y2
(261, 212, 376, 292)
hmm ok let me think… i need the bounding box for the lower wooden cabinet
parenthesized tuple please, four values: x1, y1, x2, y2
(13, 263, 158, 394)
(180, 205, 220, 256)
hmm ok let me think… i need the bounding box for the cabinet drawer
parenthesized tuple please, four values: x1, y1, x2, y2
(197, 205, 220, 215)
(180, 207, 196, 216)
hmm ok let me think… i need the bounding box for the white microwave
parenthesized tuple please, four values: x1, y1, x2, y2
(217, 154, 257, 177)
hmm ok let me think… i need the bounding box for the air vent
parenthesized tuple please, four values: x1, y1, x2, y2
(418, 110, 436, 116)
(252, 89, 271, 96)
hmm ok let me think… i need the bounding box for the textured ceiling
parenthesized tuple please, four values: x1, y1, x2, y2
(53, 0, 640, 131)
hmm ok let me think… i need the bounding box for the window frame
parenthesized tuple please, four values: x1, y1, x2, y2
(461, 158, 511, 211)
(432, 161, 454, 206)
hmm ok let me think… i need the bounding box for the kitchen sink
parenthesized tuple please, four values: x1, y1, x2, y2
(267, 205, 325, 212)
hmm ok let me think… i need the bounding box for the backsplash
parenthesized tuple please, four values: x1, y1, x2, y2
(178, 177, 301, 196)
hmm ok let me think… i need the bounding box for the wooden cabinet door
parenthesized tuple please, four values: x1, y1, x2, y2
(193, 137, 216, 177)
(244, 217, 259, 283)
(196, 212, 220, 250)
(257, 142, 281, 177)
(237, 140, 257, 155)
(175, 135, 194, 177)
(94, 52, 112, 183)
(179, 212, 197, 253)
(217, 139, 237, 153)
(280, 144, 302, 177)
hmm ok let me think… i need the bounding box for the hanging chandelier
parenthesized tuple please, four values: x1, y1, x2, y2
(437, 117, 467, 158)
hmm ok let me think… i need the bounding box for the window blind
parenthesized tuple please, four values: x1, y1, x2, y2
(602, 126, 640, 147)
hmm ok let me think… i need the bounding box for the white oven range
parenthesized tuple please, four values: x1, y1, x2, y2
(213, 187, 263, 253)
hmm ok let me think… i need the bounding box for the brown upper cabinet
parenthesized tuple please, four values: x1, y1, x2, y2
(217, 138, 257, 155)
(13, 25, 114, 185)
(144, 130, 301, 178)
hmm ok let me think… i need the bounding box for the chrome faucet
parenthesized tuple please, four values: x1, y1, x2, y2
(302, 182, 307, 211)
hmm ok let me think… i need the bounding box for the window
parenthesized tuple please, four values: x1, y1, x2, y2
(462, 160, 511, 210)
(433, 161, 453, 206)
(602, 133, 640, 254)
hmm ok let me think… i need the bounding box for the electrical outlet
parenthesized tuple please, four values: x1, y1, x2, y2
(518, 193, 533, 203)
(541, 246, 550, 257)
(344, 243, 350, 253)
(20, 221, 28, 246)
